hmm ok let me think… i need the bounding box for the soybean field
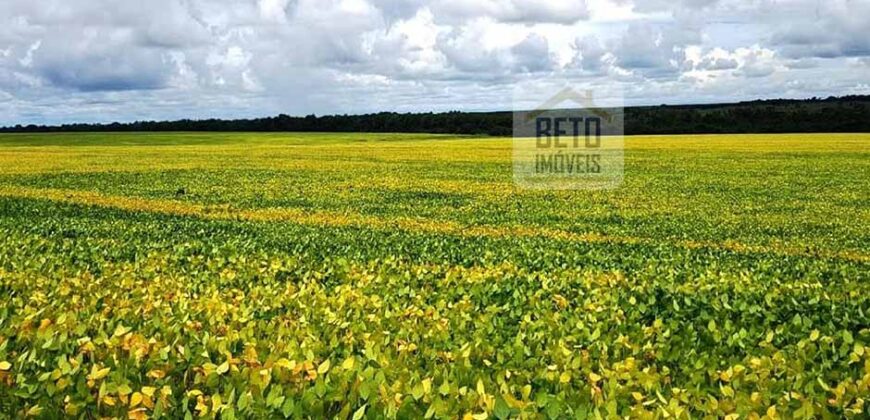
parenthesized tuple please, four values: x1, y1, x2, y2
(0, 132, 868, 419)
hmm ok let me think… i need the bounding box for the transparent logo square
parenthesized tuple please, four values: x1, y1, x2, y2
(513, 85, 624, 190)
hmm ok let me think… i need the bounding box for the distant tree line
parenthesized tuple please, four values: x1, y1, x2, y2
(3, 95, 869, 135)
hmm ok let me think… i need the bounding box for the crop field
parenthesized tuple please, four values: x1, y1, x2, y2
(0, 132, 868, 419)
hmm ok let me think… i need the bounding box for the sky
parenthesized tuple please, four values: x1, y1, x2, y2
(0, 0, 869, 125)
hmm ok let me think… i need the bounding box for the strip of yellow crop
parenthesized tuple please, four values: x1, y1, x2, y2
(0, 139, 511, 175)
(0, 186, 865, 263)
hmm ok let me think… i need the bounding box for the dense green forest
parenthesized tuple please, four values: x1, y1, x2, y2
(3, 95, 869, 135)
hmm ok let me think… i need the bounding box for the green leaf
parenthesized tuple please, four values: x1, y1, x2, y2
(353, 404, 367, 420)
(494, 396, 510, 419)
(438, 381, 450, 396)
(281, 397, 295, 418)
(237, 392, 251, 411)
(843, 330, 854, 344)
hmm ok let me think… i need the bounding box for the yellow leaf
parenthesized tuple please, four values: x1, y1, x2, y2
(25, 405, 43, 417)
(141, 386, 156, 397)
(0, 361, 11, 371)
(422, 378, 432, 394)
(476, 379, 485, 396)
(195, 396, 208, 413)
(559, 372, 571, 384)
(128, 408, 149, 420)
(217, 361, 230, 375)
(317, 359, 331, 374)
(631, 392, 644, 402)
(810, 330, 820, 341)
(129, 392, 143, 408)
(588, 372, 602, 383)
(341, 357, 355, 370)
(503, 393, 527, 409)
(90, 366, 111, 381)
(39, 319, 52, 330)
(275, 358, 295, 370)
(113, 324, 131, 337)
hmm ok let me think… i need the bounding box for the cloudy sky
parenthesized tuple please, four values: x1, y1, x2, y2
(1, 0, 868, 125)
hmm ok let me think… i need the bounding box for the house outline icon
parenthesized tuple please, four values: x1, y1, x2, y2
(523, 86, 615, 124)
